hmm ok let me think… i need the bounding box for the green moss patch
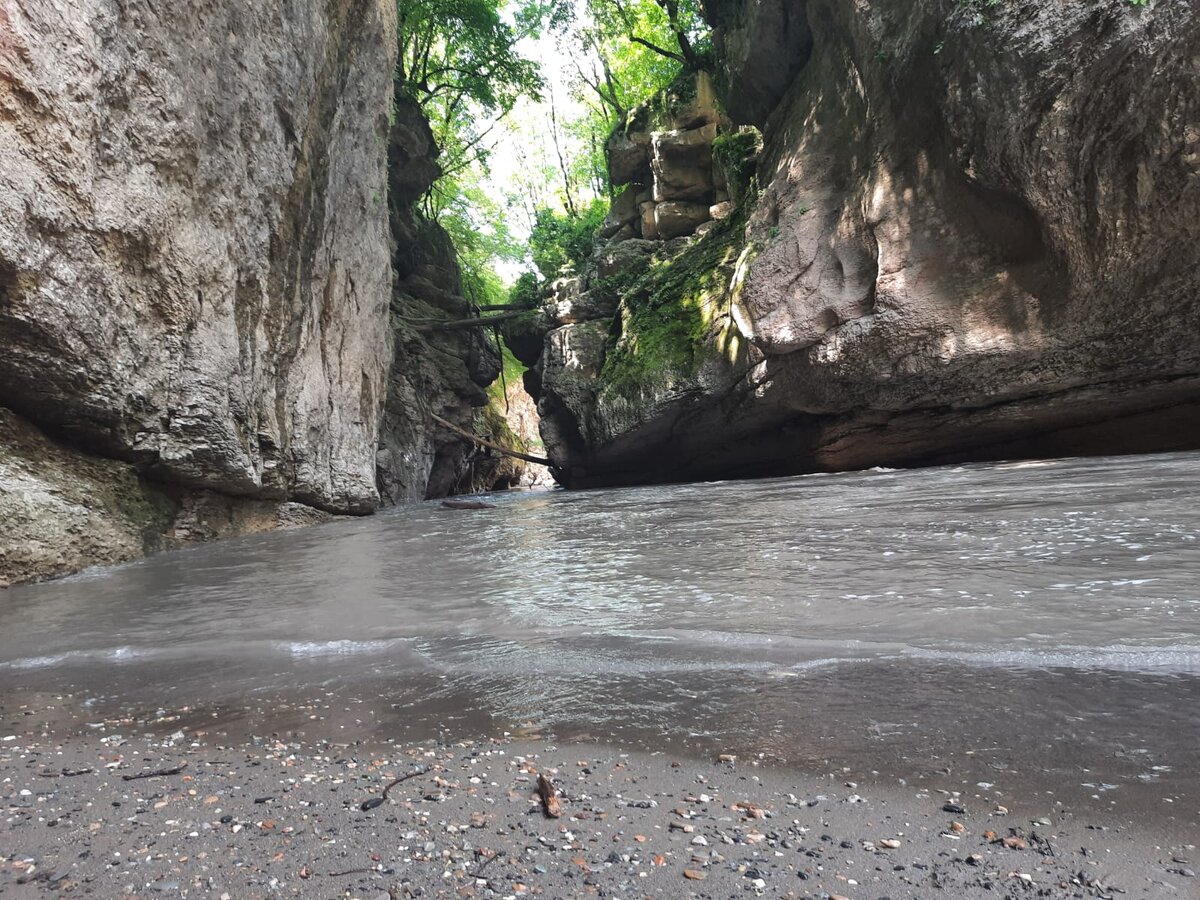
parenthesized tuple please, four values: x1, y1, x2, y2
(599, 214, 750, 403)
(712, 128, 763, 208)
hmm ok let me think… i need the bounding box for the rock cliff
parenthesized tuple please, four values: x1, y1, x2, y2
(0, 0, 498, 584)
(375, 97, 501, 504)
(1, 0, 396, 511)
(530, 0, 1200, 487)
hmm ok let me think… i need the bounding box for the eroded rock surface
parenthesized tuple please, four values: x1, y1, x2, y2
(375, 98, 502, 504)
(0, 408, 342, 586)
(0, 0, 512, 584)
(534, 0, 1200, 486)
(0, 0, 396, 513)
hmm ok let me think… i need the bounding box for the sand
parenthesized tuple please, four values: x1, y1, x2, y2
(2, 697, 1196, 900)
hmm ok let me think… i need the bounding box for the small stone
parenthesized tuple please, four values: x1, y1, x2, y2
(682, 869, 706, 880)
(880, 839, 901, 849)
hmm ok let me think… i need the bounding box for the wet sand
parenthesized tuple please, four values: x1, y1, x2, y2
(3, 697, 1197, 900)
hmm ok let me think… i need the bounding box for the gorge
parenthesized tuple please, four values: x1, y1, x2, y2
(1, 4, 1200, 895)
(2, 1, 1199, 579)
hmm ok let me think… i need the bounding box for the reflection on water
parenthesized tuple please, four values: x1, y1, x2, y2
(1, 453, 1199, 821)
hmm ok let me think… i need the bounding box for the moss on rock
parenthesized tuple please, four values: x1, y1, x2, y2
(598, 212, 753, 405)
(712, 128, 763, 208)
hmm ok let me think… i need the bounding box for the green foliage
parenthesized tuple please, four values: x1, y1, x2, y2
(394, 1, 554, 316)
(487, 342, 530, 404)
(396, 0, 544, 120)
(509, 271, 543, 308)
(529, 198, 609, 279)
(536, 0, 713, 202)
(426, 172, 525, 307)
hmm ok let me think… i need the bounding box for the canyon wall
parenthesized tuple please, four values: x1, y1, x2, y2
(529, 0, 1200, 486)
(0, 0, 497, 584)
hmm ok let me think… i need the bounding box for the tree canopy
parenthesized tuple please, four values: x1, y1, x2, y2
(393, 0, 714, 301)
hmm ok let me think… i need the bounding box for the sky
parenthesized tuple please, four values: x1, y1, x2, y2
(478, 3, 605, 281)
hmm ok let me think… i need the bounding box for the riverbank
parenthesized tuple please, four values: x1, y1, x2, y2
(2, 701, 1195, 900)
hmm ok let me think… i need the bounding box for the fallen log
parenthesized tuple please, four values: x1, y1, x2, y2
(441, 499, 496, 510)
(416, 310, 532, 331)
(430, 413, 553, 467)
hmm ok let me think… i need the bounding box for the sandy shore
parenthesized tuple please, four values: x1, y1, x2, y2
(3, 699, 1197, 900)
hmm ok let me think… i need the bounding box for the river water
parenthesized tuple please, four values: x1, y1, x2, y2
(3, 453, 1199, 826)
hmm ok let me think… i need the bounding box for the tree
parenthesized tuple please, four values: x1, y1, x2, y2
(396, 0, 544, 125)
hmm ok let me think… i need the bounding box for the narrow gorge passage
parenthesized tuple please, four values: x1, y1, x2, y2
(2, 1, 1199, 897)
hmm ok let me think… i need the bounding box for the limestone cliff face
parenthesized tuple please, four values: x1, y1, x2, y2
(0, 0, 395, 512)
(375, 98, 502, 504)
(0, 0, 504, 585)
(534, 0, 1200, 486)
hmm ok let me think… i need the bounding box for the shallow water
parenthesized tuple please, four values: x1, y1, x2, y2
(3, 453, 1199, 824)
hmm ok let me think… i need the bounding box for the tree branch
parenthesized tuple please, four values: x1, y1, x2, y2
(628, 34, 687, 63)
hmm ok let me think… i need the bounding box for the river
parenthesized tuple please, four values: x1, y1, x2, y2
(2, 452, 1199, 830)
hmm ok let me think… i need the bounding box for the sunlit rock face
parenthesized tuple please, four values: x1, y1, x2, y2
(0, 0, 399, 581)
(0, 0, 396, 513)
(534, 0, 1200, 487)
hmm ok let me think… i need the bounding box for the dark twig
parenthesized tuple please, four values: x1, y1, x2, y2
(474, 850, 505, 877)
(360, 765, 431, 811)
(39, 767, 94, 778)
(121, 762, 187, 781)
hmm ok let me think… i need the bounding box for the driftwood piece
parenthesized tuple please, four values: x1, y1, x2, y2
(39, 767, 94, 777)
(537, 772, 562, 818)
(441, 499, 496, 510)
